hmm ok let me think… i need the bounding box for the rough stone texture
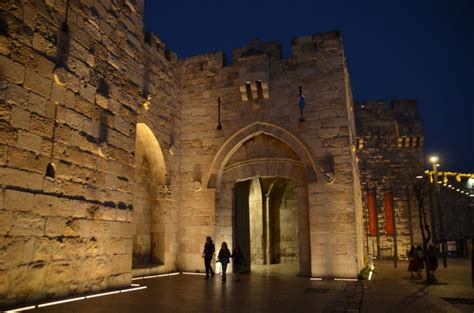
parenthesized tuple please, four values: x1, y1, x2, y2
(0, 0, 180, 307)
(355, 100, 424, 259)
(0, 0, 377, 307)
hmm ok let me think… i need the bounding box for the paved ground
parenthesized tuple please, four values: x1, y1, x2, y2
(364, 258, 474, 313)
(4, 259, 473, 313)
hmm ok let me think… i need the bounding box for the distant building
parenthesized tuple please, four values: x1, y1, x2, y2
(355, 100, 424, 258)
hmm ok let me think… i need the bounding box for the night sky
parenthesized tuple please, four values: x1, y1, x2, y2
(144, 0, 473, 173)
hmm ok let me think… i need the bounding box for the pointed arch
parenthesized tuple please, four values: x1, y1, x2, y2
(136, 123, 167, 185)
(206, 122, 319, 190)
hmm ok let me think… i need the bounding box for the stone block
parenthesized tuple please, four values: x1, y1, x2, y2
(29, 113, 54, 138)
(32, 33, 55, 57)
(10, 213, 44, 236)
(28, 92, 48, 116)
(6, 84, 28, 109)
(23, 69, 52, 98)
(45, 217, 77, 237)
(10, 106, 30, 130)
(0, 55, 25, 84)
(16, 131, 42, 154)
(34, 54, 55, 77)
(4, 189, 34, 212)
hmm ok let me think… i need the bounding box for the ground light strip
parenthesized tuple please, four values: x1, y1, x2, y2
(3, 305, 36, 312)
(4, 285, 148, 312)
(132, 272, 180, 280)
(310, 277, 360, 281)
(182, 272, 207, 276)
(37, 297, 86, 308)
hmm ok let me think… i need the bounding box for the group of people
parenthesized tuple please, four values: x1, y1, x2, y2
(407, 244, 439, 278)
(202, 236, 246, 282)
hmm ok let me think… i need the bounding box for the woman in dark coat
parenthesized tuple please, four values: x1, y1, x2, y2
(231, 244, 246, 282)
(217, 241, 231, 282)
(415, 245, 425, 278)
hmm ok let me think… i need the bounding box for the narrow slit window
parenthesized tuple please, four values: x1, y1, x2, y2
(46, 162, 56, 178)
(256, 80, 263, 99)
(245, 82, 252, 100)
(404, 137, 410, 148)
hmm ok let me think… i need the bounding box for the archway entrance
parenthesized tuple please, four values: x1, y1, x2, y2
(132, 123, 167, 270)
(233, 177, 300, 274)
(211, 127, 314, 276)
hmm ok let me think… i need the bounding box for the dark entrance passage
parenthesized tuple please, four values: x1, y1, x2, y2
(233, 180, 252, 272)
(232, 177, 300, 274)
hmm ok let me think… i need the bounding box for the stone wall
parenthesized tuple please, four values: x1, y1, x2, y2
(0, 0, 181, 307)
(1, 0, 379, 307)
(355, 100, 424, 259)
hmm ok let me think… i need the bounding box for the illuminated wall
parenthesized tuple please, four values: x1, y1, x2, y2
(0, 0, 181, 307)
(355, 100, 424, 258)
(0, 0, 370, 308)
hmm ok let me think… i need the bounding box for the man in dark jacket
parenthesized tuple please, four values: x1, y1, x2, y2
(202, 236, 215, 279)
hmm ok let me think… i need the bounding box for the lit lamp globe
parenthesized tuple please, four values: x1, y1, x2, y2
(429, 156, 439, 164)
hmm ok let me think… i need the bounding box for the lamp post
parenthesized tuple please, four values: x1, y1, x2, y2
(429, 155, 447, 268)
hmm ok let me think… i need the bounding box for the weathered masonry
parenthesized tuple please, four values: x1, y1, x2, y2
(355, 100, 424, 259)
(0, 0, 434, 308)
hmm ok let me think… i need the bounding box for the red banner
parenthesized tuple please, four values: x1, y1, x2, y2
(384, 192, 394, 236)
(367, 192, 377, 236)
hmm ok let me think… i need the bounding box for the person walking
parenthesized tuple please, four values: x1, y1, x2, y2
(217, 241, 231, 283)
(407, 245, 417, 278)
(202, 236, 215, 279)
(415, 245, 425, 279)
(427, 244, 439, 281)
(231, 243, 246, 282)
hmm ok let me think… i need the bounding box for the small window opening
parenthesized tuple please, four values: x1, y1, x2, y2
(97, 79, 109, 98)
(245, 82, 253, 100)
(404, 137, 410, 148)
(46, 162, 56, 178)
(256, 80, 263, 99)
(299, 85, 303, 96)
(313, 42, 318, 51)
(397, 137, 404, 148)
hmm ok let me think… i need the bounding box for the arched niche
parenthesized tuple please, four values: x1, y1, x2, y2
(132, 123, 169, 270)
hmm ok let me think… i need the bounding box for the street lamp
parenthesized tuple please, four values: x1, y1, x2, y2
(429, 156, 439, 164)
(429, 155, 447, 268)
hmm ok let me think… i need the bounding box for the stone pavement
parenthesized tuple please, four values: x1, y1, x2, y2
(363, 258, 474, 313)
(4, 260, 472, 313)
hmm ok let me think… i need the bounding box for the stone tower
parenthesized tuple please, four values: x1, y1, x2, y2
(355, 100, 424, 258)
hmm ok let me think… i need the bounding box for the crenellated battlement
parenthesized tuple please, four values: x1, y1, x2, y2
(291, 31, 342, 60)
(181, 30, 343, 70)
(355, 99, 423, 149)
